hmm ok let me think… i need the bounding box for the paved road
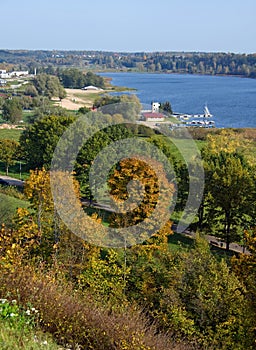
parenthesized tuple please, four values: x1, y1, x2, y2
(180, 230, 251, 255)
(81, 198, 116, 213)
(0, 175, 24, 187)
(82, 201, 251, 255)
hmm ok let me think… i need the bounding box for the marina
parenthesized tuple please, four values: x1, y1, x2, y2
(140, 103, 215, 129)
(175, 105, 215, 128)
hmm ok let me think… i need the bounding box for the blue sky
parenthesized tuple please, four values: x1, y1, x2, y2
(1, 0, 255, 53)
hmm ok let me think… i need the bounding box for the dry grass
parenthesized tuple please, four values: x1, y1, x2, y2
(0, 266, 195, 350)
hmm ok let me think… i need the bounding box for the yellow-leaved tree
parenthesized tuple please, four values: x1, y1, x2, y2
(108, 157, 174, 253)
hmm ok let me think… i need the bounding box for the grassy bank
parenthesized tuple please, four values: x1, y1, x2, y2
(0, 192, 29, 224)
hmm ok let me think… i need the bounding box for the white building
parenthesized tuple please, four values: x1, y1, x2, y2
(9, 71, 29, 77)
(0, 70, 29, 79)
(0, 70, 9, 79)
(0, 79, 6, 86)
(151, 102, 160, 113)
(81, 85, 103, 91)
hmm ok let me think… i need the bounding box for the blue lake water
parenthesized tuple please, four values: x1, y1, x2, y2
(100, 72, 256, 128)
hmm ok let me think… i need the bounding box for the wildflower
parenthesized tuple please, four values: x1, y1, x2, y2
(12, 300, 17, 304)
(0, 299, 7, 304)
(10, 313, 17, 317)
(41, 340, 48, 345)
(25, 309, 31, 315)
(31, 307, 39, 313)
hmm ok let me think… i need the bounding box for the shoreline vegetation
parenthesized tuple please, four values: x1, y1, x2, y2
(1, 49, 256, 79)
(99, 69, 255, 80)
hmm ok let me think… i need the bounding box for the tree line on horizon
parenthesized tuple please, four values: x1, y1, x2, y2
(0, 50, 256, 78)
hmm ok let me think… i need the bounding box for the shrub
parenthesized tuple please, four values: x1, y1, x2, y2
(0, 266, 192, 350)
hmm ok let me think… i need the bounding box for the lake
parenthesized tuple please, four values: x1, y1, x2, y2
(100, 72, 256, 128)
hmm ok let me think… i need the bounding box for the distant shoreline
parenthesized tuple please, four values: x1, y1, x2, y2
(99, 70, 254, 80)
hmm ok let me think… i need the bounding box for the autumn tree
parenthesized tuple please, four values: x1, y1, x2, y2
(0, 208, 40, 267)
(108, 157, 174, 244)
(24, 167, 94, 272)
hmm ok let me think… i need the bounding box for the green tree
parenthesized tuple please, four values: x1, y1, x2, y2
(0, 139, 19, 175)
(75, 124, 133, 197)
(232, 227, 256, 340)
(2, 98, 23, 123)
(203, 151, 255, 250)
(24, 84, 38, 97)
(160, 101, 173, 114)
(94, 94, 141, 122)
(77, 106, 91, 114)
(20, 115, 75, 169)
(158, 237, 255, 348)
(59, 68, 104, 89)
(32, 74, 66, 99)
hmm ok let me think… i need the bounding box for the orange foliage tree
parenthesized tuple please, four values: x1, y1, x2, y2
(108, 157, 174, 251)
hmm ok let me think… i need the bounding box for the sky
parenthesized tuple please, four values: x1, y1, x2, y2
(1, 0, 255, 53)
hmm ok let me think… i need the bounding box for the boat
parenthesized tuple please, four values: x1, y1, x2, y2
(178, 104, 214, 120)
(203, 105, 213, 118)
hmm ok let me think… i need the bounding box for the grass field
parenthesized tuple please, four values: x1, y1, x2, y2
(168, 232, 194, 251)
(0, 129, 22, 141)
(0, 320, 60, 350)
(0, 161, 29, 180)
(0, 192, 29, 224)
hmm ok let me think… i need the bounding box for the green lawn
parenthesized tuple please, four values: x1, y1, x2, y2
(0, 193, 29, 224)
(0, 129, 22, 142)
(0, 320, 60, 350)
(0, 161, 29, 180)
(168, 232, 194, 251)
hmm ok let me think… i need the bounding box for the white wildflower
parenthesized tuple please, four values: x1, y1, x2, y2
(25, 309, 31, 315)
(31, 307, 39, 313)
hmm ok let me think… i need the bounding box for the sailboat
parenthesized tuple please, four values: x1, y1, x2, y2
(186, 104, 215, 127)
(203, 104, 213, 118)
(192, 104, 213, 118)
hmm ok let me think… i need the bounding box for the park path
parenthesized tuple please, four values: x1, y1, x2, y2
(180, 229, 251, 255)
(0, 175, 24, 187)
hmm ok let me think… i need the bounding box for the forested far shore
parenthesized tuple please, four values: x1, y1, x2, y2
(0, 49, 256, 78)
